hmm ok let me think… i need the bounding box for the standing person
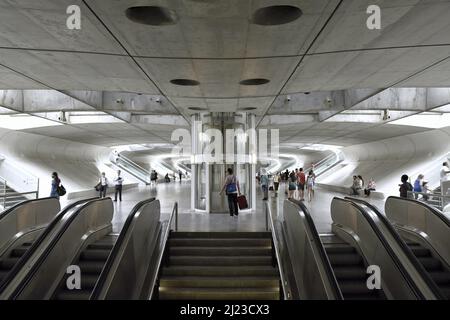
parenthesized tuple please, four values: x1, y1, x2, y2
(422, 181, 431, 201)
(113, 170, 124, 202)
(440, 162, 450, 195)
(297, 168, 306, 201)
(273, 172, 280, 193)
(413, 174, 424, 199)
(399, 174, 413, 198)
(220, 168, 241, 217)
(98, 172, 108, 198)
(50, 172, 61, 199)
(150, 170, 158, 185)
(306, 170, 315, 202)
(178, 169, 182, 182)
(288, 171, 296, 199)
(364, 178, 376, 196)
(260, 170, 269, 200)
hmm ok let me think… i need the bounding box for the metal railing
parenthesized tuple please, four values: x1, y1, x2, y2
(111, 153, 151, 185)
(1, 176, 39, 210)
(407, 191, 450, 211)
(303, 151, 344, 177)
(148, 201, 178, 299)
(264, 201, 290, 299)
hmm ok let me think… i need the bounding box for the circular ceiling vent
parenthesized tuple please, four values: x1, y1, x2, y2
(239, 78, 270, 86)
(125, 6, 178, 26)
(238, 107, 257, 111)
(188, 107, 207, 111)
(170, 79, 200, 86)
(250, 5, 302, 26)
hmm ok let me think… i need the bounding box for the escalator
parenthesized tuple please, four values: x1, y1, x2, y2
(385, 196, 450, 299)
(0, 242, 34, 283)
(321, 234, 386, 300)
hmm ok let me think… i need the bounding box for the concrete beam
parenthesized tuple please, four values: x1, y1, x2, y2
(130, 114, 189, 126)
(259, 114, 317, 127)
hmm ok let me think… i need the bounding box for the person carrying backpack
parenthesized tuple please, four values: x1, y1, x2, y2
(50, 172, 66, 199)
(220, 168, 241, 217)
(399, 174, 413, 198)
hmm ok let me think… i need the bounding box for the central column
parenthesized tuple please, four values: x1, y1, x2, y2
(191, 112, 256, 213)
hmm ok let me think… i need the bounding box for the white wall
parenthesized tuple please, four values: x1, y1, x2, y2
(0, 128, 139, 198)
(317, 126, 450, 196)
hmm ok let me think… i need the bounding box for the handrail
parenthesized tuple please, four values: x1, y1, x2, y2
(90, 197, 156, 299)
(9, 197, 111, 299)
(0, 197, 54, 222)
(407, 191, 450, 210)
(0, 197, 97, 295)
(288, 199, 343, 299)
(264, 201, 289, 299)
(387, 196, 450, 228)
(148, 202, 178, 299)
(116, 154, 151, 175)
(345, 197, 443, 299)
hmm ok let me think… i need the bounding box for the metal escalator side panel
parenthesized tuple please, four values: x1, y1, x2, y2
(11, 198, 113, 300)
(91, 198, 159, 300)
(0, 198, 60, 258)
(385, 196, 450, 268)
(0, 197, 97, 296)
(283, 199, 342, 300)
(346, 197, 444, 300)
(331, 197, 421, 299)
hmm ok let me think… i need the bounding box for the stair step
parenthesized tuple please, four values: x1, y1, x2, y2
(162, 266, 279, 277)
(77, 261, 105, 274)
(169, 238, 272, 247)
(326, 253, 363, 266)
(343, 292, 385, 300)
(417, 257, 442, 270)
(10, 247, 28, 258)
(80, 249, 111, 261)
(0, 257, 20, 270)
(55, 289, 91, 300)
(339, 281, 379, 295)
(170, 232, 271, 239)
(429, 271, 450, 285)
(160, 276, 279, 288)
(170, 255, 272, 266)
(88, 243, 115, 250)
(170, 247, 272, 256)
(333, 267, 367, 280)
(159, 287, 279, 300)
(323, 244, 356, 254)
(409, 246, 431, 257)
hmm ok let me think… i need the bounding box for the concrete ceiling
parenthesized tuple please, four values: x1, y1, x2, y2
(0, 0, 449, 148)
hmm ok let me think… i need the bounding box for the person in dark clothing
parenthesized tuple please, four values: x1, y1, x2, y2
(113, 170, 123, 202)
(220, 168, 241, 217)
(50, 172, 61, 199)
(399, 174, 413, 198)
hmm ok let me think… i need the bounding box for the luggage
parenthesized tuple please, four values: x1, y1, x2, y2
(269, 186, 274, 191)
(237, 195, 248, 210)
(57, 185, 66, 196)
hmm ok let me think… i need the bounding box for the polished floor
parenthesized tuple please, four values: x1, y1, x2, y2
(63, 180, 387, 233)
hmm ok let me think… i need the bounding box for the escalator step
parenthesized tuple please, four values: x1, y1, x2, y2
(429, 271, 450, 285)
(80, 274, 100, 288)
(323, 245, 356, 254)
(441, 286, 450, 299)
(333, 267, 367, 280)
(0, 270, 8, 281)
(88, 243, 114, 250)
(409, 246, 431, 257)
(417, 257, 442, 270)
(55, 289, 91, 300)
(344, 292, 385, 300)
(10, 247, 28, 257)
(77, 261, 105, 274)
(80, 249, 110, 261)
(0, 257, 20, 270)
(339, 282, 376, 295)
(327, 253, 362, 266)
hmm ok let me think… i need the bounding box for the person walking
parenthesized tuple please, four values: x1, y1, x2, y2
(306, 170, 316, 202)
(260, 170, 269, 200)
(50, 172, 61, 199)
(297, 168, 306, 201)
(98, 172, 108, 198)
(178, 169, 182, 182)
(113, 170, 124, 202)
(273, 172, 280, 193)
(220, 168, 241, 217)
(288, 171, 296, 199)
(440, 162, 450, 195)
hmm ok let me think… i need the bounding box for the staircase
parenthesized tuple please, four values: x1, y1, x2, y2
(0, 241, 35, 284)
(0, 181, 29, 209)
(52, 235, 117, 300)
(321, 235, 386, 300)
(404, 241, 450, 299)
(158, 232, 280, 300)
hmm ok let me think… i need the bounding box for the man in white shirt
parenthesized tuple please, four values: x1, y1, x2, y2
(114, 170, 124, 201)
(98, 172, 108, 198)
(440, 162, 450, 195)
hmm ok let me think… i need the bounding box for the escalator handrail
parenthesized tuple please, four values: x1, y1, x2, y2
(386, 196, 450, 228)
(336, 197, 430, 299)
(0, 197, 98, 294)
(0, 197, 55, 222)
(288, 199, 343, 300)
(90, 197, 156, 299)
(345, 197, 444, 299)
(9, 197, 111, 299)
(117, 154, 151, 175)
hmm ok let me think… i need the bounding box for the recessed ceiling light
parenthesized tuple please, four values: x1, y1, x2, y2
(188, 107, 207, 111)
(239, 78, 270, 85)
(125, 6, 178, 26)
(250, 5, 302, 26)
(238, 107, 258, 111)
(170, 79, 200, 86)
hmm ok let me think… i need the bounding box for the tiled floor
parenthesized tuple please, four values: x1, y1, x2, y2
(62, 180, 388, 233)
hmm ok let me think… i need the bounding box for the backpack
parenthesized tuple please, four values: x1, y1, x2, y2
(226, 176, 237, 194)
(57, 184, 66, 196)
